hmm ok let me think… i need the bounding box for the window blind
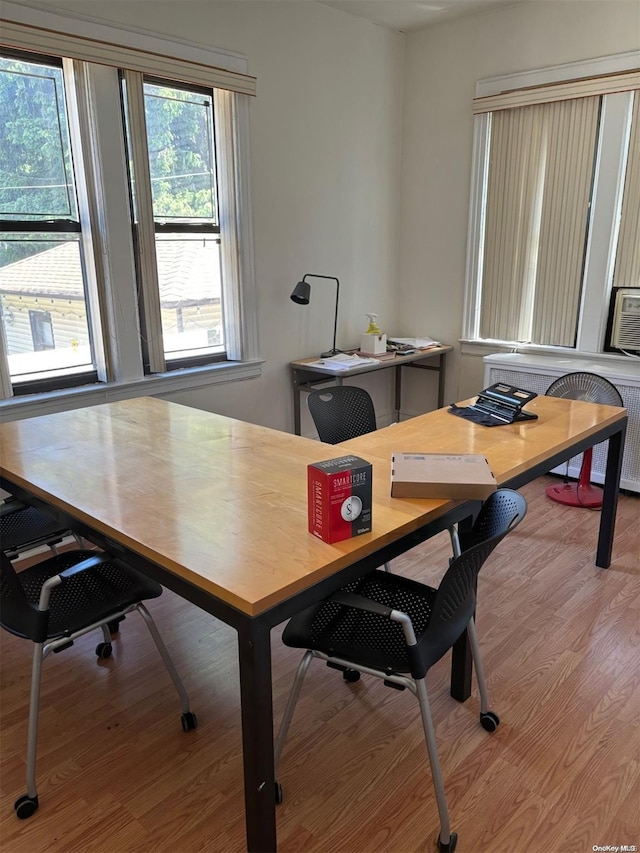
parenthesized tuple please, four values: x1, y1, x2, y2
(480, 97, 600, 346)
(613, 93, 640, 288)
(0, 18, 256, 96)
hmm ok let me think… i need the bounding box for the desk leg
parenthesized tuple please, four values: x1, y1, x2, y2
(395, 365, 402, 421)
(449, 513, 475, 701)
(292, 372, 302, 436)
(437, 353, 447, 409)
(597, 421, 627, 569)
(451, 633, 473, 702)
(238, 619, 277, 852)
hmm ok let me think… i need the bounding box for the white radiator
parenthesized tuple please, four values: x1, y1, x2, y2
(483, 353, 640, 494)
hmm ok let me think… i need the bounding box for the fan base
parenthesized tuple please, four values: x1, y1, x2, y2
(546, 482, 603, 509)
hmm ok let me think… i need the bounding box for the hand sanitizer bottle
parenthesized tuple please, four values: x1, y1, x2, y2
(361, 313, 387, 355)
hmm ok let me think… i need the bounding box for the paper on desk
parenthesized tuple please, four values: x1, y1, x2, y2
(308, 353, 380, 369)
(388, 336, 440, 348)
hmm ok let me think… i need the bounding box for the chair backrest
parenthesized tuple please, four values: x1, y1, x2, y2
(545, 372, 623, 407)
(0, 552, 38, 640)
(465, 487, 529, 550)
(419, 489, 527, 669)
(307, 385, 377, 444)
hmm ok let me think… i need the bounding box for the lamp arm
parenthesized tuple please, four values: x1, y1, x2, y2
(302, 273, 340, 355)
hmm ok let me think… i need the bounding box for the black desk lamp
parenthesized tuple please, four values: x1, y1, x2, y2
(290, 273, 341, 358)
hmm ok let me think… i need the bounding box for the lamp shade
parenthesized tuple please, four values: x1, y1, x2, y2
(290, 280, 310, 305)
(290, 273, 341, 357)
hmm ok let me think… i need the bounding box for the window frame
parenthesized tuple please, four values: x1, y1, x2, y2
(463, 50, 640, 358)
(0, 1, 261, 417)
(0, 49, 102, 393)
(122, 71, 228, 373)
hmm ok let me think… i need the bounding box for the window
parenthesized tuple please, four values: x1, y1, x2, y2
(0, 53, 96, 389)
(0, 6, 258, 403)
(612, 93, 640, 289)
(29, 310, 54, 351)
(123, 77, 224, 370)
(464, 56, 640, 353)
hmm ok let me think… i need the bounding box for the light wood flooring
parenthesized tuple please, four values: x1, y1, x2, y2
(1, 476, 638, 853)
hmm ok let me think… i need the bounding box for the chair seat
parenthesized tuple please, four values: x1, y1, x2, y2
(1, 505, 68, 553)
(1, 550, 162, 641)
(282, 569, 436, 674)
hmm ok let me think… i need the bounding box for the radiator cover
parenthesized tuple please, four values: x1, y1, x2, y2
(483, 354, 640, 494)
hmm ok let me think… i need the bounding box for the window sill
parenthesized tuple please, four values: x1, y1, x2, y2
(0, 359, 263, 422)
(459, 339, 637, 367)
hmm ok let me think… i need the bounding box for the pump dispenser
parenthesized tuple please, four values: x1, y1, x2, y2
(360, 313, 388, 355)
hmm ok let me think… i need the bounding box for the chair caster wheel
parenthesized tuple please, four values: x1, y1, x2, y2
(107, 619, 122, 635)
(96, 642, 112, 659)
(181, 711, 198, 732)
(15, 794, 39, 819)
(275, 781, 283, 805)
(437, 831, 457, 852)
(480, 711, 500, 732)
(343, 669, 360, 683)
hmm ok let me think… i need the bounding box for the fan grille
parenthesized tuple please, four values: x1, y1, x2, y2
(545, 372, 623, 407)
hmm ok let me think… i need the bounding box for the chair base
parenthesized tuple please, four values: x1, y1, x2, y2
(437, 831, 458, 852)
(15, 794, 38, 819)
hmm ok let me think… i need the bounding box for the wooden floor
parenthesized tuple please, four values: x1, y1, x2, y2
(1, 476, 638, 853)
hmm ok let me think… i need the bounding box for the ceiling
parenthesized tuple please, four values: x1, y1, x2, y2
(318, 0, 526, 33)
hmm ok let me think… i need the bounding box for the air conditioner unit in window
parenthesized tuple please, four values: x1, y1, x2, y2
(610, 288, 640, 352)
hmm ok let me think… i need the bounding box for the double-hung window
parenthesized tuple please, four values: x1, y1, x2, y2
(464, 54, 640, 354)
(0, 4, 258, 404)
(123, 75, 225, 371)
(0, 52, 98, 392)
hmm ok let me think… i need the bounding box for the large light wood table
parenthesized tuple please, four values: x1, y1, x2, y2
(0, 394, 627, 851)
(0, 397, 476, 852)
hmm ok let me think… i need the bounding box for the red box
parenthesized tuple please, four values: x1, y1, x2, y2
(308, 455, 372, 544)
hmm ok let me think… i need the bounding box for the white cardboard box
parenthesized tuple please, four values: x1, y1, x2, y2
(391, 452, 497, 500)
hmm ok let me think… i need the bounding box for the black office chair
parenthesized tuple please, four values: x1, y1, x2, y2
(1, 496, 83, 560)
(307, 385, 378, 444)
(0, 548, 197, 819)
(274, 488, 527, 853)
(306, 385, 462, 566)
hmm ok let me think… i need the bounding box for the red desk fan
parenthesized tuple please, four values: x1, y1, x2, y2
(545, 372, 624, 508)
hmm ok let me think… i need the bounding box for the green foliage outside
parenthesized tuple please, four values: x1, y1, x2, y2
(0, 55, 218, 269)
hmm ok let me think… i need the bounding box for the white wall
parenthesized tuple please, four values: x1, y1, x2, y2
(7, 1, 638, 428)
(28, 0, 404, 433)
(400, 0, 640, 403)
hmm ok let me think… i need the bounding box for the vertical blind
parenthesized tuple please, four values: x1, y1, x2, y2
(613, 93, 640, 288)
(480, 97, 600, 346)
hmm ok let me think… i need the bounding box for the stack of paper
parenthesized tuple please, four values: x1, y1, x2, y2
(388, 337, 440, 349)
(308, 353, 380, 369)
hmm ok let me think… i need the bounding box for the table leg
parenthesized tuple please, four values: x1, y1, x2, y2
(437, 353, 447, 408)
(292, 372, 302, 436)
(450, 632, 473, 702)
(395, 364, 402, 421)
(238, 619, 277, 852)
(597, 420, 627, 568)
(449, 513, 475, 701)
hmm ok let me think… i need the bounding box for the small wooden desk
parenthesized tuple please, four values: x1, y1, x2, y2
(290, 345, 453, 435)
(0, 395, 627, 852)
